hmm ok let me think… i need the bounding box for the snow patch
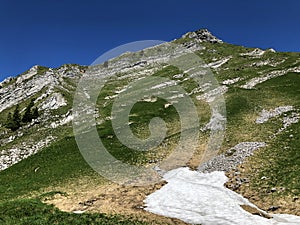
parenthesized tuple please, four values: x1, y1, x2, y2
(144, 167, 300, 225)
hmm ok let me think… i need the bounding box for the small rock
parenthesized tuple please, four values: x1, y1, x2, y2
(133, 205, 144, 209)
(270, 187, 277, 193)
(73, 210, 86, 214)
(268, 206, 280, 211)
(243, 178, 249, 183)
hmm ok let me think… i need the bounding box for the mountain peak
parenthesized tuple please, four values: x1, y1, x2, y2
(182, 28, 223, 43)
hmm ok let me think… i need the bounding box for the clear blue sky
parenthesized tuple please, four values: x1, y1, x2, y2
(1, 0, 299, 81)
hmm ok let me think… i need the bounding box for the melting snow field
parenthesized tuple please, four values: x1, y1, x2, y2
(144, 168, 300, 225)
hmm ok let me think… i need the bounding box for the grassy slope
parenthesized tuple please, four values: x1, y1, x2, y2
(0, 136, 154, 224)
(0, 198, 149, 225)
(0, 40, 299, 223)
(199, 42, 300, 209)
(0, 65, 194, 225)
(242, 73, 300, 197)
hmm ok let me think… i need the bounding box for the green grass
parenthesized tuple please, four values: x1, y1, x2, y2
(0, 133, 166, 225)
(252, 121, 300, 197)
(241, 72, 300, 196)
(93, 65, 209, 164)
(0, 135, 153, 224)
(0, 198, 149, 225)
(96, 97, 181, 165)
(0, 136, 101, 202)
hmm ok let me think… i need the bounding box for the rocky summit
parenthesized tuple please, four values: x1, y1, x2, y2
(0, 28, 299, 224)
(182, 28, 223, 43)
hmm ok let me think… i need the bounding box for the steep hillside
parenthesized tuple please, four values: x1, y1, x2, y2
(0, 29, 299, 224)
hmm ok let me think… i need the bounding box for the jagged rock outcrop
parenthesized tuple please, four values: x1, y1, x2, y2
(183, 28, 223, 43)
(0, 64, 86, 170)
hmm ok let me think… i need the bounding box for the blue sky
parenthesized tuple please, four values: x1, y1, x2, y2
(0, 0, 299, 81)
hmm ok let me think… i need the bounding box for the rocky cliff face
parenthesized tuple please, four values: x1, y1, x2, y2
(0, 64, 86, 170)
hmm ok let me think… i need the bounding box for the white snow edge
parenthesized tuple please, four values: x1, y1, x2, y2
(144, 167, 300, 225)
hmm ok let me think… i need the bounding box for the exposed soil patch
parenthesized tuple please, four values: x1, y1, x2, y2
(43, 177, 188, 224)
